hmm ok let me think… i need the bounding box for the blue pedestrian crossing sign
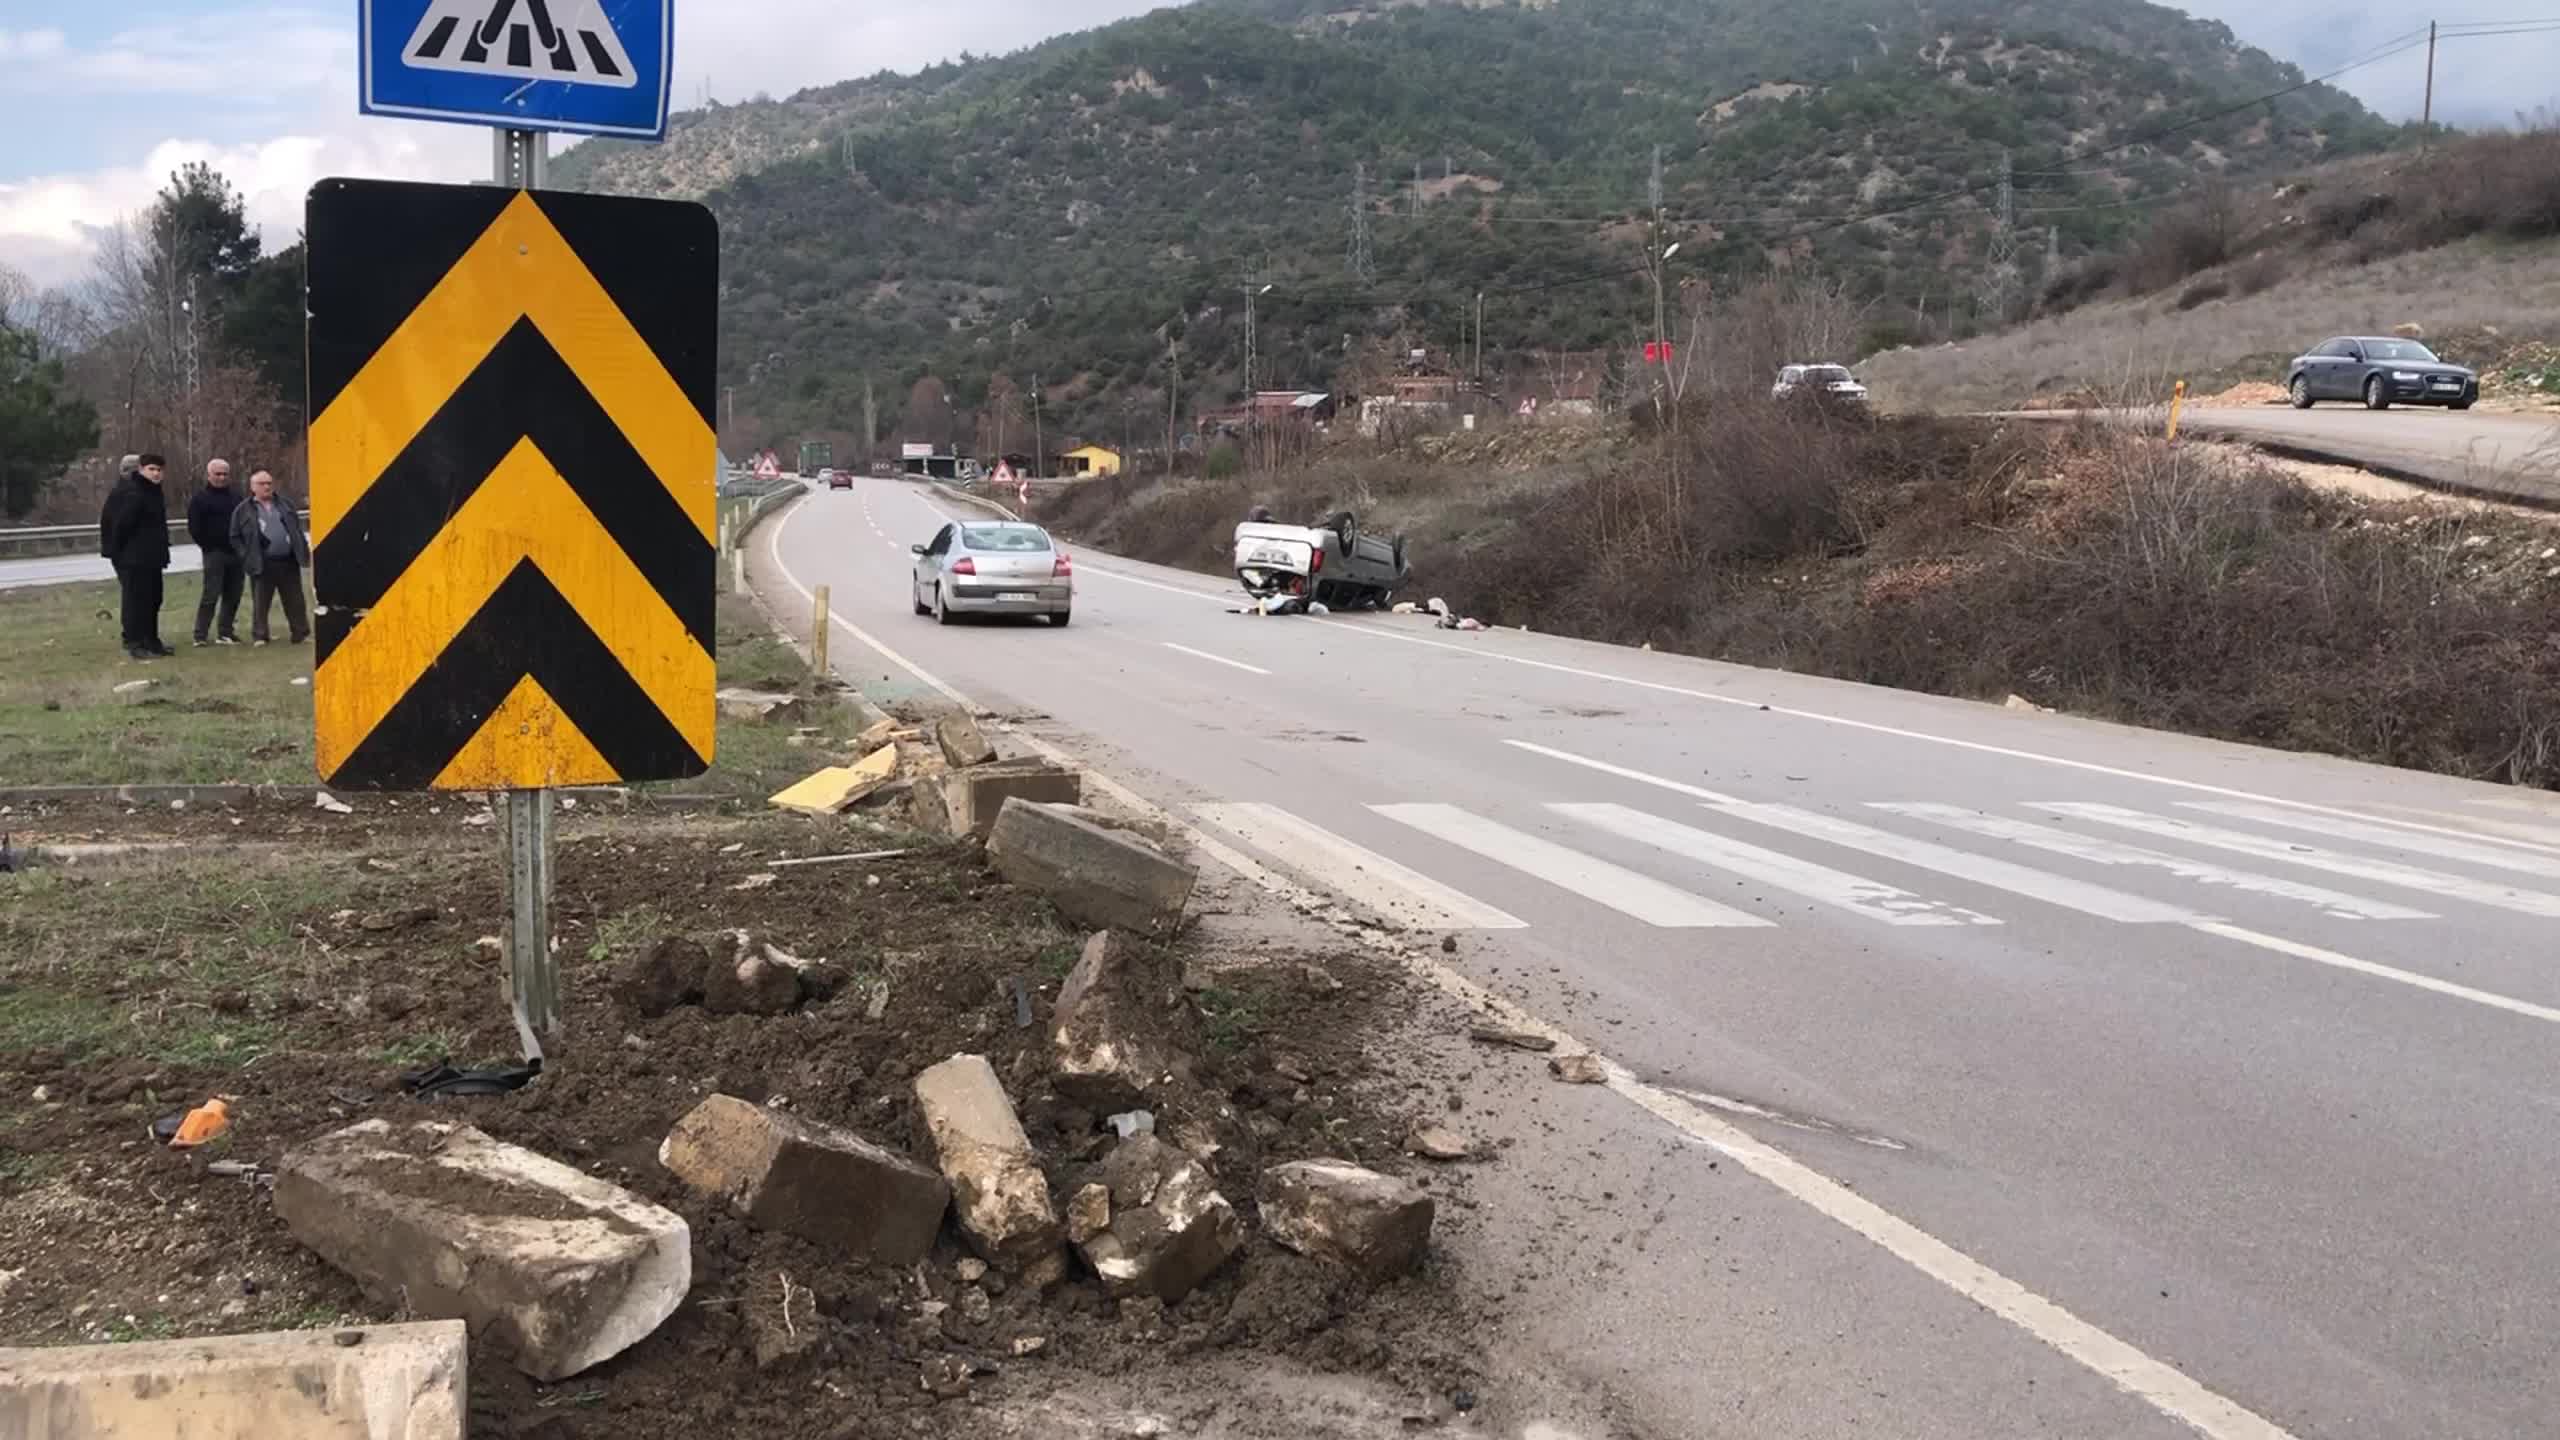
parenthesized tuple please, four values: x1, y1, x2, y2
(360, 0, 672, 140)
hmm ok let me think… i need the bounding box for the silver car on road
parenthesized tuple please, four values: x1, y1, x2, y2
(910, 520, 1073, 626)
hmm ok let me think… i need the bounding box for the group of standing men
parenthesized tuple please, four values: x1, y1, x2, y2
(98, 455, 311, 660)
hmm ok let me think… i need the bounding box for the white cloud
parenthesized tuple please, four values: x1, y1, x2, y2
(0, 27, 70, 61)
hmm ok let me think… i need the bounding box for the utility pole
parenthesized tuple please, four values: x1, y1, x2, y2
(1031, 372, 1045, 480)
(860, 375, 877, 468)
(2421, 21, 2438, 153)
(1474, 290, 1485, 383)
(1167, 340, 1180, 472)
(1647, 145, 1669, 403)
(1979, 148, 2019, 326)
(1348, 163, 1374, 284)
(1413, 161, 1423, 216)
(724, 385, 734, 438)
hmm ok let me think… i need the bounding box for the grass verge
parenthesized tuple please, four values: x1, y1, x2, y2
(0, 584, 851, 795)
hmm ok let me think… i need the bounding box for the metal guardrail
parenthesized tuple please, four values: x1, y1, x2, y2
(0, 512, 314, 561)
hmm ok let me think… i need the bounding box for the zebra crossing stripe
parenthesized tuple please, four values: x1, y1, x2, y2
(2041, 805, 2560, 919)
(1372, 804, 1769, 928)
(1706, 802, 2206, 923)
(2178, 801, 2560, 879)
(401, 0, 639, 88)
(1193, 803, 1525, 931)
(1873, 805, 2434, 921)
(1553, 804, 2000, 927)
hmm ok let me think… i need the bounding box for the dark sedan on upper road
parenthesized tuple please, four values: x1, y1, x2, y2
(2286, 336, 2478, 411)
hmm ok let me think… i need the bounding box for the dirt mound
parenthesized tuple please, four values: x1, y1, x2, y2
(2201, 380, 2287, 407)
(0, 807, 1488, 1438)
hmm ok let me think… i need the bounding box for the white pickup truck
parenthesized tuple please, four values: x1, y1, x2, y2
(1231, 509, 1410, 611)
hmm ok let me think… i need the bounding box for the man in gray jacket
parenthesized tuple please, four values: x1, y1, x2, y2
(228, 468, 310, 645)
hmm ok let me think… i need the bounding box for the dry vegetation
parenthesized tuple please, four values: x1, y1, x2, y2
(1049, 406, 2560, 788)
(1862, 131, 2560, 413)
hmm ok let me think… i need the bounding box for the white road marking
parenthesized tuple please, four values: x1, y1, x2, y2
(2044, 804, 2560, 919)
(1372, 803, 1770, 928)
(1194, 803, 1526, 930)
(2189, 921, 2560, 1026)
(1875, 805, 2434, 921)
(1077, 562, 1235, 603)
(1161, 641, 1270, 675)
(1509, 740, 1743, 802)
(2180, 800, 2560, 879)
(756, 493, 2300, 1440)
(1710, 802, 2206, 924)
(1554, 803, 2001, 926)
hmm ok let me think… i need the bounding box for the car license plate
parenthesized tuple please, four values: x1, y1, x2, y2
(997, 591, 1036, 602)
(1250, 546, 1293, 564)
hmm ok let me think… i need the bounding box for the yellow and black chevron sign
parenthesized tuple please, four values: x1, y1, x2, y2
(305, 178, 718, 790)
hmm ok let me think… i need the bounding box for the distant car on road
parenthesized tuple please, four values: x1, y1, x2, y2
(1772, 363, 1868, 405)
(910, 520, 1072, 626)
(820, 467, 851, 489)
(2286, 336, 2477, 411)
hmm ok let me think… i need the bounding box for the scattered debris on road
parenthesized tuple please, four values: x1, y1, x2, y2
(1548, 1053, 1609, 1085)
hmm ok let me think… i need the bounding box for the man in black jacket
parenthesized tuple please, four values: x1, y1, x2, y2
(186, 457, 244, 646)
(99, 452, 173, 659)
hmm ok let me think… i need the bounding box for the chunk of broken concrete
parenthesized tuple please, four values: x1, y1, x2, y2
(1404, 1126, 1471, 1162)
(1051, 931, 1174, 1109)
(0, 1320, 467, 1440)
(717, 687, 802, 722)
(1076, 1135, 1244, 1304)
(935, 713, 999, 769)
(988, 797, 1195, 937)
(1261, 1160, 1436, 1275)
(927, 761, 1083, 839)
(1467, 1023, 1555, 1053)
(659, 1094, 949, 1265)
(767, 745, 899, 816)
(701, 931, 805, 1015)
(1547, 1053, 1608, 1085)
(1065, 1182, 1111, 1245)
(914, 1054, 1062, 1273)
(273, 1120, 689, 1381)
(615, 937, 708, 1019)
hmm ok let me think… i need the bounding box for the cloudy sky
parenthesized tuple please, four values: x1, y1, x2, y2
(1, 2, 2552, 288)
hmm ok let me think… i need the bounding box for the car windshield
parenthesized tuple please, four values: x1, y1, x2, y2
(959, 524, 1052, 552)
(2362, 340, 2439, 363)
(1806, 366, 1853, 383)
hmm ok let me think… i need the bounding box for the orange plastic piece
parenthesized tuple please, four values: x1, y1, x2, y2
(168, 1099, 231, 1148)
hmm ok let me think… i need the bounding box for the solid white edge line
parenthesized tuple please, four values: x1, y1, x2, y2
(2188, 921, 2560, 1027)
(1162, 641, 1271, 675)
(760, 492, 2299, 1440)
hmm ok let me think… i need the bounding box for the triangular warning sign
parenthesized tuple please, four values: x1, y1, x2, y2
(402, 0, 639, 89)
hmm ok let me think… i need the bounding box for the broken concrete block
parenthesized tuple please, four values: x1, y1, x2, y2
(988, 798, 1195, 937)
(931, 761, 1083, 840)
(717, 687, 801, 722)
(1051, 931, 1173, 1110)
(659, 1094, 949, 1265)
(273, 1121, 689, 1381)
(1076, 1135, 1244, 1304)
(1261, 1160, 1436, 1275)
(1066, 1182, 1112, 1245)
(1547, 1053, 1608, 1085)
(935, 713, 998, 768)
(702, 931, 805, 1015)
(615, 937, 707, 1018)
(914, 1054, 1062, 1272)
(0, 1320, 467, 1440)
(1404, 1126, 1470, 1162)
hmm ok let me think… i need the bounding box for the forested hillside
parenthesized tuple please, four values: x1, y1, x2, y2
(550, 0, 2396, 448)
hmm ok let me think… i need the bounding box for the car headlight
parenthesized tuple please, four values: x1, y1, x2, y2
(2392, 370, 2420, 381)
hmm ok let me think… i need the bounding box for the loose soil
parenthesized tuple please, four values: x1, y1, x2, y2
(0, 796, 1504, 1438)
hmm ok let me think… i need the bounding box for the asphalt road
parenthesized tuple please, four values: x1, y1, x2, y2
(766, 476, 2560, 1440)
(2182, 404, 2560, 505)
(0, 544, 204, 592)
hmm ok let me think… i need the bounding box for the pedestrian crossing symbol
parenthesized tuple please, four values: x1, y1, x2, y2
(304, 177, 718, 790)
(402, 0, 637, 88)
(360, 0, 670, 139)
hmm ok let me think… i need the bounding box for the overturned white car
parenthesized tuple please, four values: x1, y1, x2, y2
(1232, 508, 1410, 612)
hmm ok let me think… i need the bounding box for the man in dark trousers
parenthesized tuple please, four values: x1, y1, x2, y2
(99, 452, 173, 659)
(229, 468, 310, 645)
(186, 457, 244, 646)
